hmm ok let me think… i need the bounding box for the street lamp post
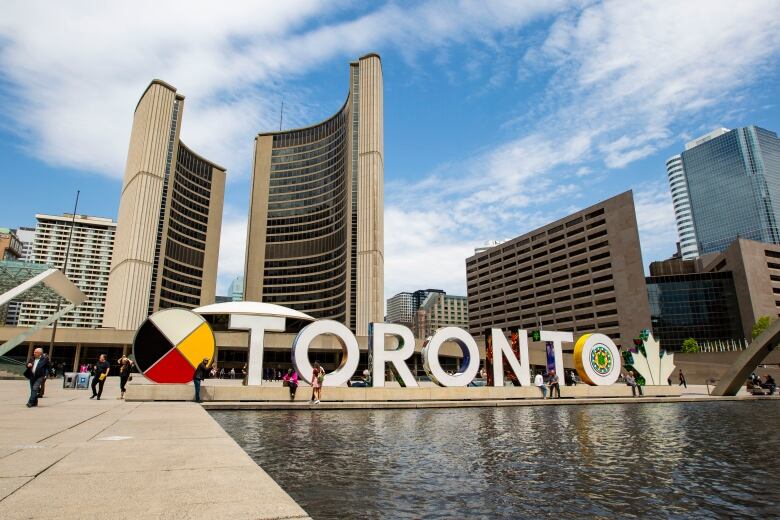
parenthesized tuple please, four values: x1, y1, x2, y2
(48, 190, 80, 357)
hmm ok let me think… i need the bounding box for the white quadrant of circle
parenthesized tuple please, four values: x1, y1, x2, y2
(148, 308, 205, 346)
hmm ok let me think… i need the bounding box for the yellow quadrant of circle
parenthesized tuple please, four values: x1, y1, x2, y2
(175, 322, 215, 368)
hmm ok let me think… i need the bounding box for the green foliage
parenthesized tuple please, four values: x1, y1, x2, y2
(751, 316, 776, 339)
(680, 338, 700, 353)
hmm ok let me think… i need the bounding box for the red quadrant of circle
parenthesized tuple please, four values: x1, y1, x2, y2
(144, 346, 195, 384)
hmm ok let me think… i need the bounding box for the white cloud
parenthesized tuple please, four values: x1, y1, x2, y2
(0, 0, 573, 180)
(2, 1, 780, 301)
(633, 182, 678, 268)
(384, 0, 780, 299)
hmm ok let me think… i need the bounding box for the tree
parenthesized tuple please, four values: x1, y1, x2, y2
(751, 316, 776, 339)
(680, 338, 699, 353)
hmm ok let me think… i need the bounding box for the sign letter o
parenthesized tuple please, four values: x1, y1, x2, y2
(292, 320, 359, 387)
(422, 327, 480, 387)
(574, 333, 621, 386)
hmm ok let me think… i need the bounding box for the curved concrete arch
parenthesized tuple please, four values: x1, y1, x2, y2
(711, 318, 780, 396)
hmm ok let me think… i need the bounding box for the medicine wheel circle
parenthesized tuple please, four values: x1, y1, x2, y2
(132, 308, 215, 384)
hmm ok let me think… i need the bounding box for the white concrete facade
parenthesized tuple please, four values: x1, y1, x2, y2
(666, 154, 699, 259)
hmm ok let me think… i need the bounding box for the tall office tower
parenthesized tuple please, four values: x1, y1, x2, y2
(244, 54, 384, 335)
(103, 80, 226, 330)
(17, 214, 115, 328)
(466, 191, 650, 348)
(666, 155, 699, 259)
(676, 126, 780, 255)
(228, 275, 244, 302)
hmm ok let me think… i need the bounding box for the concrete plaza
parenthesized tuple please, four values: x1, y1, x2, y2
(0, 378, 309, 520)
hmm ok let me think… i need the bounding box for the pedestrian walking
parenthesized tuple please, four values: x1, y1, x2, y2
(24, 348, 50, 407)
(118, 355, 134, 399)
(678, 369, 687, 389)
(193, 358, 210, 403)
(310, 361, 325, 404)
(90, 354, 110, 400)
(534, 371, 547, 399)
(625, 371, 643, 397)
(230, 367, 236, 379)
(283, 369, 299, 400)
(548, 369, 561, 399)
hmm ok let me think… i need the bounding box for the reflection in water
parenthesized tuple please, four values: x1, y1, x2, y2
(212, 402, 780, 519)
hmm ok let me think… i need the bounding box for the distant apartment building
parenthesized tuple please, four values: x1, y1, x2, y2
(669, 126, 780, 257)
(14, 227, 35, 259)
(417, 292, 468, 338)
(647, 237, 780, 349)
(386, 289, 446, 335)
(466, 191, 651, 348)
(103, 80, 226, 330)
(17, 214, 115, 328)
(0, 228, 23, 260)
(386, 292, 414, 327)
(3, 227, 35, 325)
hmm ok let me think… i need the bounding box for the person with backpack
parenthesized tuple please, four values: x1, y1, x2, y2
(310, 361, 325, 404)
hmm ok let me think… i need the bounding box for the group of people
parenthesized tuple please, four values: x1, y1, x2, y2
(190, 359, 325, 404)
(747, 372, 776, 394)
(23, 350, 136, 406)
(533, 369, 563, 399)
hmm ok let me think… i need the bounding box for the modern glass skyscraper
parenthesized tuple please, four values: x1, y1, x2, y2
(676, 126, 780, 255)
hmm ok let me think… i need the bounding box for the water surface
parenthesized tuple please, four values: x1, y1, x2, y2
(211, 402, 780, 519)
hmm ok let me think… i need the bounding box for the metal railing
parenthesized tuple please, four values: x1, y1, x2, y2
(0, 355, 26, 376)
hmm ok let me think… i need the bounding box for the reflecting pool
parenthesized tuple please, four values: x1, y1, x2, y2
(211, 402, 780, 519)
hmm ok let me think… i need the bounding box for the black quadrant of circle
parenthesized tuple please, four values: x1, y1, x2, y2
(133, 320, 176, 372)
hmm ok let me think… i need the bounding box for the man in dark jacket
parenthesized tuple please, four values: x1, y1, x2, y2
(193, 358, 211, 403)
(24, 348, 50, 407)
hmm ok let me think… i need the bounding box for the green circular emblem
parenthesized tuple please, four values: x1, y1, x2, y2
(590, 344, 613, 375)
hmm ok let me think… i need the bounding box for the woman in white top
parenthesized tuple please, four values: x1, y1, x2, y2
(534, 372, 547, 399)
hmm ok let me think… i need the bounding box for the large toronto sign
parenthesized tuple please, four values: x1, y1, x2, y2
(134, 304, 670, 387)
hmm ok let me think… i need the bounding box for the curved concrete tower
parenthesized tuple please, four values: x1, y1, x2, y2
(245, 54, 384, 335)
(103, 80, 225, 330)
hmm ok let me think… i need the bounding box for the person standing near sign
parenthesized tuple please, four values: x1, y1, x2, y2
(90, 354, 110, 400)
(310, 361, 324, 404)
(534, 371, 547, 399)
(548, 369, 561, 399)
(193, 358, 210, 403)
(24, 347, 50, 407)
(118, 355, 134, 399)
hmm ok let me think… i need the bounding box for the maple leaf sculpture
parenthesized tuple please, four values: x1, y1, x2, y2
(624, 331, 675, 385)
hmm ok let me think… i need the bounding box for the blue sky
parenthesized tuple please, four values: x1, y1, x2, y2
(1, 1, 780, 300)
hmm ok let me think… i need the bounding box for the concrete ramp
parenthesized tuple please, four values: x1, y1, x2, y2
(712, 318, 780, 396)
